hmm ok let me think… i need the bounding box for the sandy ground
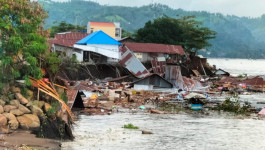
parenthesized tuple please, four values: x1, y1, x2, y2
(0, 130, 61, 150)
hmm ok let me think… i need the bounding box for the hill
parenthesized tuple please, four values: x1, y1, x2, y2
(39, 0, 265, 59)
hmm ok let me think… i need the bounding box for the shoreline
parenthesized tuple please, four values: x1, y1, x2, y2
(0, 129, 61, 150)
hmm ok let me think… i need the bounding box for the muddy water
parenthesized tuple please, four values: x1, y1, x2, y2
(62, 58, 265, 150)
(62, 111, 265, 150)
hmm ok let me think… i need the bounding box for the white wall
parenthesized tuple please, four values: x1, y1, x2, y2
(133, 52, 165, 63)
(74, 44, 120, 60)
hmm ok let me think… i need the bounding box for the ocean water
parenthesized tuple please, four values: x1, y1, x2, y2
(207, 58, 265, 76)
(62, 59, 265, 150)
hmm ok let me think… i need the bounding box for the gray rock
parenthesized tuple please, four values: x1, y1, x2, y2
(17, 114, 40, 129)
(31, 105, 44, 117)
(0, 114, 7, 126)
(33, 100, 45, 109)
(0, 106, 3, 114)
(4, 105, 17, 113)
(0, 100, 5, 106)
(26, 101, 32, 107)
(18, 104, 31, 114)
(15, 93, 29, 105)
(11, 86, 21, 93)
(10, 100, 20, 108)
(10, 109, 24, 116)
(3, 113, 19, 130)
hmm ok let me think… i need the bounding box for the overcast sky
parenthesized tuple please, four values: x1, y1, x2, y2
(51, 0, 265, 17)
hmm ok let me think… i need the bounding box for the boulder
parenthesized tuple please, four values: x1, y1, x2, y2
(0, 105, 3, 114)
(44, 103, 52, 112)
(17, 114, 40, 129)
(0, 125, 10, 134)
(0, 99, 5, 106)
(31, 105, 44, 117)
(10, 109, 24, 116)
(3, 113, 19, 130)
(10, 100, 20, 108)
(0, 114, 7, 126)
(33, 100, 45, 109)
(27, 90, 34, 100)
(11, 86, 21, 93)
(18, 104, 31, 114)
(4, 105, 17, 113)
(15, 93, 29, 105)
(26, 101, 32, 107)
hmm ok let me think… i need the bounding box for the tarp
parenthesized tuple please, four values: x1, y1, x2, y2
(184, 92, 206, 99)
(258, 108, 265, 115)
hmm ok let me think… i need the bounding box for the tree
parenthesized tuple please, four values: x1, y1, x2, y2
(0, 0, 50, 88)
(135, 16, 216, 53)
(49, 21, 86, 37)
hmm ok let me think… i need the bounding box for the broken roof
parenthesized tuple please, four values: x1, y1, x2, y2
(215, 68, 230, 76)
(123, 42, 185, 55)
(48, 32, 88, 48)
(132, 74, 173, 88)
(76, 30, 122, 45)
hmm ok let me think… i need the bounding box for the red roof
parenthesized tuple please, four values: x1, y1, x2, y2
(244, 76, 264, 86)
(123, 43, 185, 55)
(90, 22, 115, 27)
(48, 32, 88, 48)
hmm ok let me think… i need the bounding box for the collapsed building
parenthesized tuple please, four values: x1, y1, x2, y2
(48, 30, 213, 91)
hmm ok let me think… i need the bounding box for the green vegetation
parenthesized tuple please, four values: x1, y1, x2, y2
(46, 102, 60, 115)
(237, 73, 248, 78)
(49, 21, 86, 37)
(123, 123, 139, 129)
(0, 0, 62, 93)
(135, 16, 216, 53)
(217, 96, 251, 115)
(38, 0, 265, 59)
(0, 0, 48, 88)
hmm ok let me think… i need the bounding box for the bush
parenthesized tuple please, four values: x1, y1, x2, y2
(217, 96, 251, 115)
(46, 102, 60, 115)
(123, 123, 139, 129)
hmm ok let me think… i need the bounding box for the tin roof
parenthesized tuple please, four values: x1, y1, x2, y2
(67, 88, 78, 109)
(48, 32, 88, 48)
(90, 22, 115, 27)
(76, 30, 121, 45)
(119, 46, 150, 78)
(123, 42, 185, 55)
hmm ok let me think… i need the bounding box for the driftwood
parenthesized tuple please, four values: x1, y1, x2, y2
(150, 109, 165, 114)
(30, 77, 73, 121)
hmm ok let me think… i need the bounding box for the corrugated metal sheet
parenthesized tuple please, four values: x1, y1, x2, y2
(165, 65, 203, 90)
(119, 46, 150, 78)
(123, 42, 185, 55)
(48, 32, 88, 48)
(165, 65, 184, 89)
(67, 88, 78, 109)
(151, 58, 166, 76)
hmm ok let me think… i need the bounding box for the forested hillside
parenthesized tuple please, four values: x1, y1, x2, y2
(39, 0, 265, 58)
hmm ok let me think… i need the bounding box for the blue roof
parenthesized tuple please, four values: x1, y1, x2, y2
(76, 30, 121, 45)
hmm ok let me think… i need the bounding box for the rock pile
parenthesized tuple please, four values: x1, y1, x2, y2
(0, 91, 51, 134)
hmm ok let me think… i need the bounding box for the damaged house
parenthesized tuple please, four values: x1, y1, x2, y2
(74, 30, 122, 63)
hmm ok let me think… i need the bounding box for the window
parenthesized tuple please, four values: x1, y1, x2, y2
(83, 51, 89, 62)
